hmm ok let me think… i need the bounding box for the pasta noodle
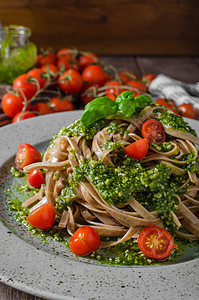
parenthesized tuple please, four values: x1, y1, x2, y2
(23, 105, 199, 247)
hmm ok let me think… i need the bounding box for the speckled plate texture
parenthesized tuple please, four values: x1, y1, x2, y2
(0, 111, 199, 300)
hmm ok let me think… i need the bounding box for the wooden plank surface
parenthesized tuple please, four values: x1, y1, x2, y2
(0, 55, 199, 300)
(0, 0, 199, 55)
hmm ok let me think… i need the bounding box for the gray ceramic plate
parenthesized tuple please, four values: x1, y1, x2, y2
(0, 111, 199, 300)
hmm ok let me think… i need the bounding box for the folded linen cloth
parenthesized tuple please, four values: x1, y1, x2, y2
(148, 74, 199, 110)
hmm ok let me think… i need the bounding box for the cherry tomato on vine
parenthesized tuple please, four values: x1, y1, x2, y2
(177, 103, 197, 119)
(13, 74, 38, 100)
(82, 65, 106, 86)
(26, 202, 55, 229)
(28, 169, 45, 188)
(31, 102, 52, 115)
(57, 55, 79, 71)
(50, 97, 74, 112)
(69, 226, 101, 256)
(58, 69, 83, 94)
(142, 74, 156, 91)
(124, 138, 149, 159)
(37, 51, 57, 67)
(1, 92, 24, 117)
(15, 143, 41, 169)
(155, 98, 180, 115)
(12, 111, 36, 123)
(80, 83, 99, 105)
(57, 48, 74, 58)
(27, 68, 47, 89)
(41, 64, 59, 77)
(141, 119, 166, 145)
(105, 81, 126, 101)
(138, 226, 175, 259)
(126, 80, 147, 93)
(79, 52, 99, 70)
(119, 70, 138, 84)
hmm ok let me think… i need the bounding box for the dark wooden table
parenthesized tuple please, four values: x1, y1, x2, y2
(1, 55, 199, 300)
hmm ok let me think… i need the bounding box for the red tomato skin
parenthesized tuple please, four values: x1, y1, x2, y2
(12, 111, 36, 123)
(57, 48, 73, 58)
(69, 226, 101, 256)
(82, 65, 106, 87)
(156, 98, 180, 115)
(27, 68, 46, 89)
(41, 64, 58, 76)
(28, 169, 45, 188)
(127, 80, 147, 92)
(37, 52, 57, 67)
(57, 56, 79, 71)
(178, 103, 198, 119)
(15, 143, 41, 169)
(79, 52, 99, 70)
(31, 102, 52, 115)
(142, 74, 156, 90)
(104, 81, 126, 101)
(58, 69, 83, 94)
(13, 74, 38, 100)
(1, 92, 24, 117)
(50, 97, 74, 112)
(27, 202, 55, 229)
(138, 226, 175, 259)
(124, 138, 149, 160)
(141, 119, 166, 145)
(119, 70, 138, 84)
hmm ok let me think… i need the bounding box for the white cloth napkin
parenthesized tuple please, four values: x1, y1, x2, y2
(148, 74, 199, 109)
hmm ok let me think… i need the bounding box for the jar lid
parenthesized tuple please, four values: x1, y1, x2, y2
(4, 25, 31, 37)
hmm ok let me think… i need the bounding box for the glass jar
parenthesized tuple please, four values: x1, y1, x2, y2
(0, 25, 37, 84)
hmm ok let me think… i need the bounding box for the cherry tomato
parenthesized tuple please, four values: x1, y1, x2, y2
(104, 81, 126, 101)
(13, 74, 38, 100)
(142, 74, 156, 91)
(50, 97, 74, 112)
(79, 52, 99, 70)
(80, 83, 99, 105)
(37, 51, 57, 67)
(156, 98, 180, 115)
(31, 102, 52, 115)
(1, 92, 24, 117)
(124, 138, 149, 159)
(138, 226, 175, 259)
(69, 226, 101, 256)
(15, 143, 41, 169)
(58, 69, 83, 94)
(141, 119, 166, 145)
(127, 80, 147, 93)
(57, 55, 79, 71)
(41, 64, 59, 77)
(27, 202, 55, 229)
(177, 103, 198, 119)
(27, 68, 47, 89)
(57, 48, 73, 58)
(28, 169, 45, 188)
(12, 111, 36, 123)
(119, 70, 138, 84)
(82, 65, 106, 86)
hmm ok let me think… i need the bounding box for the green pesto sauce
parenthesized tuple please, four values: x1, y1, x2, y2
(5, 174, 199, 266)
(158, 111, 197, 136)
(106, 122, 129, 135)
(101, 140, 124, 151)
(151, 141, 174, 152)
(50, 119, 107, 147)
(56, 184, 76, 210)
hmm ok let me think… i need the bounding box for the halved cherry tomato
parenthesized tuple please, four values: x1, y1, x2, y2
(79, 52, 99, 70)
(124, 138, 149, 159)
(1, 92, 24, 117)
(119, 70, 138, 84)
(27, 202, 55, 229)
(50, 97, 74, 112)
(82, 65, 106, 86)
(58, 69, 83, 94)
(69, 226, 101, 256)
(12, 111, 36, 123)
(28, 169, 45, 188)
(31, 102, 52, 115)
(138, 226, 175, 259)
(177, 103, 198, 119)
(13, 74, 38, 100)
(141, 119, 166, 145)
(15, 143, 41, 169)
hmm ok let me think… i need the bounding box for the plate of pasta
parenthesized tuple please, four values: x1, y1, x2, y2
(0, 92, 199, 300)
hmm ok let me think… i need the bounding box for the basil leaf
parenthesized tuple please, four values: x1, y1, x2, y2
(118, 99, 135, 117)
(134, 94, 154, 113)
(81, 97, 118, 126)
(116, 91, 134, 104)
